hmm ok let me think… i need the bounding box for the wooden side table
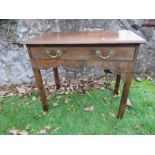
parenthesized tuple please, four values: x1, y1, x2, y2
(23, 30, 146, 119)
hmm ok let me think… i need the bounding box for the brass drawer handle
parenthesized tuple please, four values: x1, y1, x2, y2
(46, 49, 62, 59)
(96, 49, 113, 59)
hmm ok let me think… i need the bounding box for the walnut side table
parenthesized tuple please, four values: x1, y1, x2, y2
(22, 30, 146, 119)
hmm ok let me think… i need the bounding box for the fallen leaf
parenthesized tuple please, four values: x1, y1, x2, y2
(0, 76, 117, 98)
(53, 102, 59, 107)
(109, 112, 116, 118)
(47, 94, 52, 99)
(113, 94, 121, 98)
(33, 114, 42, 120)
(25, 125, 31, 130)
(146, 76, 153, 81)
(134, 124, 141, 129)
(100, 87, 105, 90)
(85, 91, 90, 95)
(93, 84, 100, 89)
(84, 105, 94, 112)
(16, 86, 26, 94)
(126, 98, 132, 107)
(55, 127, 61, 131)
(56, 95, 63, 100)
(6, 92, 14, 97)
(9, 127, 28, 135)
(33, 87, 38, 91)
(25, 102, 30, 106)
(32, 96, 37, 101)
(135, 77, 142, 82)
(0, 91, 7, 97)
(64, 98, 69, 104)
(43, 112, 48, 116)
(38, 126, 52, 134)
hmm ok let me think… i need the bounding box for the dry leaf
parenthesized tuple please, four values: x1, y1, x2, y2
(113, 94, 121, 98)
(146, 76, 153, 81)
(55, 127, 61, 131)
(53, 102, 59, 107)
(38, 126, 52, 134)
(56, 95, 63, 100)
(135, 77, 142, 82)
(0, 77, 108, 98)
(84, 105, 94, 112)
(25, 102, 30, 106)
(109, 112, 116, 118)
(93, 84, 100, 89)
(6, 92, 14, 97)
(32, 96, 37, 101)
(64, 98, 69, 104)
(43, 112, 48, 116)
(16, 86, 26, 94)
(126, 98, 132, 107)
(134, 124, 141, 129)
(9, 127, 28, 135)
(33, 87, 38, 91)
(100, 87, 105, 90)
(0, 91, 7, 97)
(47, 94, 52, 99)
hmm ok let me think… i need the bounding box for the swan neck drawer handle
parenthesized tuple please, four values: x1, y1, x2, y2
(46, 49, 62, 59)
(96, 49, 113, 59)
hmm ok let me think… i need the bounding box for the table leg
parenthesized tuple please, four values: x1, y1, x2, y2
(33, 68, 48, 111)
(114, 74, 121, 95)
(117, 72, 133, 119)
(53, 67, 60, 90)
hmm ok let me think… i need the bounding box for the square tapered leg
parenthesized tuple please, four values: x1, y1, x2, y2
(114, 74, 121, 95)
(53, 67, 60, 90)
(117, 72, 133, 119)
(32, 68, 48, 111)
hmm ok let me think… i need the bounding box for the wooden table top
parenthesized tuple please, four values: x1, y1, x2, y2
(23, 30, 146, 45)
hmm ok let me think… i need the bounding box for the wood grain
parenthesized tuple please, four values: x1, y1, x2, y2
(31, 59, 135, 75)
(30, 46, 135, 61)
(114, 74, 121, 95)
(53, 67, 60, 90)
(22, 30, 146, 45)
(117, 72, 133, 118)
(32, 68, 48, 111)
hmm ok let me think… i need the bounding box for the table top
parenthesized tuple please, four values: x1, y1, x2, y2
(22, 30, 146, 45)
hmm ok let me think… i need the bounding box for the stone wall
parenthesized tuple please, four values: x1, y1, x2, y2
(0, 19, 155, 86)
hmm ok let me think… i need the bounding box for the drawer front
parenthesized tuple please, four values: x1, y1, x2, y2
(30, 46, 135, 61)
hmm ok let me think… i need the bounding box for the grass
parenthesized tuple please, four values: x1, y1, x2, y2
(0, 79, 155, 135)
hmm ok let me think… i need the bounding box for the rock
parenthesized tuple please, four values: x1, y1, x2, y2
(148, 39, 155, 51)
(17, 20, 29, 33)
(83, 19, 112, 29)
(127, 19, 144, 28)
(0, 19, 155, 86)
(59, 19, 81, 32)
(141, 27, 154, 40)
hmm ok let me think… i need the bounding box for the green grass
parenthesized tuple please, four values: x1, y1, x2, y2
(0, 79, 155, 135)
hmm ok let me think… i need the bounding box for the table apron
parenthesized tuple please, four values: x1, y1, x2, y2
(30, 59, 135, 74)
